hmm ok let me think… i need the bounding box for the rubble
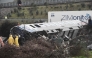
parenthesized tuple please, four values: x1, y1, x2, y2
(0, 44, 22, 58)
(0, 38, 65, 58)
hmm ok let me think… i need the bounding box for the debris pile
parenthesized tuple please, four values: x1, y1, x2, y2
(0, 44, 22, 58)
(0, 38, 65, 58)
(0, 21, 92, 58)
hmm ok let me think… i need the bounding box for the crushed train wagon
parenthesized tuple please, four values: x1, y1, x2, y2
(10, 20, 84, 45)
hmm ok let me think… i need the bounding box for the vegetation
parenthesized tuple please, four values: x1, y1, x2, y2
(8, 2, 92, 19)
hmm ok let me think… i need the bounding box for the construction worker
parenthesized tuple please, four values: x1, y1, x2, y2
(14, 35, 19, 47)
(0, 36, 4, 47)
(8, 35, 14, 45)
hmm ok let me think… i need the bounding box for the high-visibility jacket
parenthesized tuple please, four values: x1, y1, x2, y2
(8, 35, 14, 45)
(15, 36, 19, 47)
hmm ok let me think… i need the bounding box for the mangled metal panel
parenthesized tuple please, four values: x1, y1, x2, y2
(9, 20, 86, 46)
(10, 20, 84, 41)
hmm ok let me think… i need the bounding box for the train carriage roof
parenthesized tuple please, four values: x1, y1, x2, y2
(17, 20, 82, 33)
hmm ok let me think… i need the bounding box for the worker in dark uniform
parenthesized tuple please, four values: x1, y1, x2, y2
(17, 0, 22, 9)
(17, 0, 22, 6)
(88, 16, 92, 29)
(87, 16, 92, 33)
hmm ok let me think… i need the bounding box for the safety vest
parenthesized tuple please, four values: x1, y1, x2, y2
(14, 36, 19, 47)
(8, 35, 14, 45)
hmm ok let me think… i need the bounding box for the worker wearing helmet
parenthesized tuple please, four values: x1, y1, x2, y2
(8, 35, 14, 45)
(14, 35, 19, 47)
(0, 36, 4, 47)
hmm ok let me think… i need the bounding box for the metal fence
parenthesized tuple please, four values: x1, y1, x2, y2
(0, 0, 91, 8)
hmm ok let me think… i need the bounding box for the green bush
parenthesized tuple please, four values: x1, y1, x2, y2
(81, 3, 85, 8)
(69, 45, 86, 57)
(7, 13, 11, 17)
(69, 4, 74, 7)
(78, 8, 81, 11)
(36, 10, 39, 15)
(14, 8, 17, 13)
(17, 12, 20, 17)
(87, 4, 92, 9)
(41, 11, 43, 15)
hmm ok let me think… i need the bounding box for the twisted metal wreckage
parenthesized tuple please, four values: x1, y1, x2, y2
(0, 20, 88, 56)
(9, 20, 87, 45)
